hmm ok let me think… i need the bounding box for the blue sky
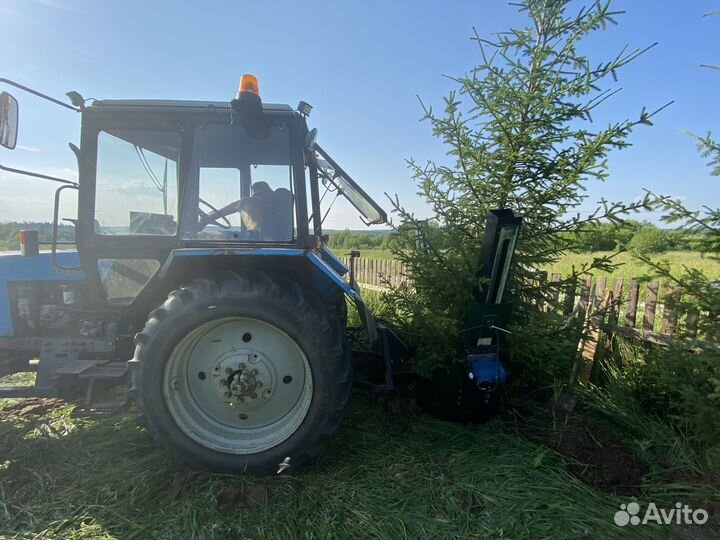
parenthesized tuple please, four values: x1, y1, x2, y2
(0, 0, 718, 229)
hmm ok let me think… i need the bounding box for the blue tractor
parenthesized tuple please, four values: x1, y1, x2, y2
(0, 76, 521, 475)
(0, 76, 392, 474)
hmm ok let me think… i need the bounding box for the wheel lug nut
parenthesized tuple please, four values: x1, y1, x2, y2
(250, 369, 258, 376)
(250, 392, 257, 399)
(256, 381, 263, 388)
(239, 363, 246, 370)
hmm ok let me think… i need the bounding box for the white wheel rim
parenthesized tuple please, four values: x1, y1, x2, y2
(163, 316, 313, 454)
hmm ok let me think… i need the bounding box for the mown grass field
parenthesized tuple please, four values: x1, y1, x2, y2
(0, 401, 671, 540)
(1, 372, 718, 540)
(1, 250, 718, 539)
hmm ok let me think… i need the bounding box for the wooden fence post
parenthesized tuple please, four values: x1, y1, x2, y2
(603, 277, 624, 351)
(609, 278, 624, 326)
(643, 280, 660, 332)
(549, 273, 562, 312)
(575, 288, 613, 384)
(577, 275, 593, 321)
(536, 271, 548, 311)
(660, 286, 679, 335)
(686, 307, 700, 338)
(625, 279, 640, 328)
(563, 276, 577, 316)
(595, 276, 607, 303)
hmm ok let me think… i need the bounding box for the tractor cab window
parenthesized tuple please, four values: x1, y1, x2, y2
(186, 123, 294, 242)
(95, 130, 180, 235)
(307, 145, 387, 226)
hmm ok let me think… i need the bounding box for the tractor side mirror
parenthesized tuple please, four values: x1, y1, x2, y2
(0, 92, 19, 150)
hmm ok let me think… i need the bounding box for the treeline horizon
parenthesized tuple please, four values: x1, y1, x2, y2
(326, 219, 708, 254)
(0, 220, 708, 254)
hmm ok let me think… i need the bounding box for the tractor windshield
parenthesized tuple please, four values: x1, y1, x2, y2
(184, 123, 295, 242)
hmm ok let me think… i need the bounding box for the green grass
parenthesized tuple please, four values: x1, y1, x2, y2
(336, 249, 720, 281)
(540, 251, 720, 281)
(333, 249, 720, 277)
(0, 390, 687, 540)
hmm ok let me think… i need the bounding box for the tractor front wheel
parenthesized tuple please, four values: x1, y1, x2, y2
(133, 271, 351, 475)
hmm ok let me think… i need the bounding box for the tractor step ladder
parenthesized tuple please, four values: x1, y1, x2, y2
(75, 362, 130, 415)
(0, 357, 130, 415)
(54, 359, 102, 375)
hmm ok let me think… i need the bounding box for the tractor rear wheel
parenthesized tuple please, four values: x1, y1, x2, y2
(133, 271, 351, 475)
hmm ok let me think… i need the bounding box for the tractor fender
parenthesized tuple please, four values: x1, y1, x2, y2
(155, 248, 377, 341)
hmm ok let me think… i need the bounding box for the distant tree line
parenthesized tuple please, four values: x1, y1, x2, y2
(326, 229, 393, 251)
(0, 221, 702, 255)
(0, 222, 74, 251)
(567, 220, 705, 253)
(326, 220, 705, 255)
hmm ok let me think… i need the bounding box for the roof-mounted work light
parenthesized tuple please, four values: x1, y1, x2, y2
(297, 100, 312, 117)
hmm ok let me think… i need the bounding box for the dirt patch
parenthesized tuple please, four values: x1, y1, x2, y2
(663, 472, 720, 538)
(517, 411, 648, 495)
(0, 398, 66, 420)
(383, 392, 424, 417)
(216, 484, 269, 510)
(556, 416, 648, 494)
(167, 470, 211, 501)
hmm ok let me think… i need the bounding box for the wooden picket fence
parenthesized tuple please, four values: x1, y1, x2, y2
(532, 273, 692, 339)
(339, 257, 412, 292)
(339, 256, 711, 344)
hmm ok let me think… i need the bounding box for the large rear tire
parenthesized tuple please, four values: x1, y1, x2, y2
(133, 271, 351, 475)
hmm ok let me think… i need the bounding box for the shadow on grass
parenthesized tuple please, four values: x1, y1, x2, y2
(0, 393, 675, 540)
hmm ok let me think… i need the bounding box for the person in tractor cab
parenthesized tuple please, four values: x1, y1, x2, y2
(197, 180, 294, 241)
(238, 181, 272, 237)
(239, 181, 294, 241)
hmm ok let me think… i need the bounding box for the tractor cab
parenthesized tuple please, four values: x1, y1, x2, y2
(1, 76, 385, 312)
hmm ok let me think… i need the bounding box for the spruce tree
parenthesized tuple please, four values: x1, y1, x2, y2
(385, 0, 666, 379)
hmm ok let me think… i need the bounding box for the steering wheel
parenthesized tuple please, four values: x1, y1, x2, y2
(198, 198, 233, 230)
